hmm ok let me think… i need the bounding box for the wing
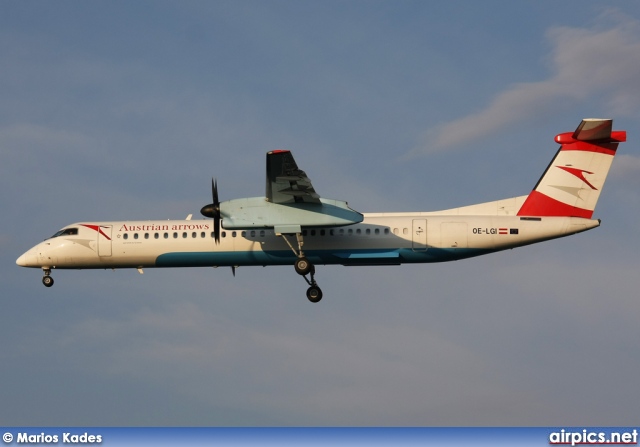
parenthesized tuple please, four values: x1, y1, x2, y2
(218, 150, 362, 230)
(266, 150, 321, 204)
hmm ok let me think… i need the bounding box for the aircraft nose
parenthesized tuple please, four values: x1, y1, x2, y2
(16, 253, 27, 266)
(16, 250, 38, 267)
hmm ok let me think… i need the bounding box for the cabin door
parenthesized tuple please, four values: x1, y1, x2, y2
(98, 225, 112, 257)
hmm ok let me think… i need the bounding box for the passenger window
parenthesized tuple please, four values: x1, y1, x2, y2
(320, 230, 326, 236)
(222, 231, 226, 238)
(366, 229, 371, 235)
(250, 230, 255, 237)
(393, 228, 399, 235)
(232, 231, 237, 237)
(123, 233, 129, 240)
(201, 232, 205, 238)
(154, 233, 159, 239)
(173, 232, 178, 239)
(375, 229, 380, 235)
(260, 230, 265, 237)
(192, 232, 197, 238)
(164, 233, 168, 239)
(182, 232, 187, 238)
(134, 233, 139, 239)
(144, 233, 149, 239)
(356, 229, 361, 235)
(385, 228, 390, 235)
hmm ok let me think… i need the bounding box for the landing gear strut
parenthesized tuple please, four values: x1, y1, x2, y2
(278, 231, 323, 303)
(42, 269, 54, 288)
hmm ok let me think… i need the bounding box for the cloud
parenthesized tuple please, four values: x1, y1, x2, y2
(411, 12, 640, 155)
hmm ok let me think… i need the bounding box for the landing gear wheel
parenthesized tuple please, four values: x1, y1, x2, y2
(295, 257, 313, 276)
(306, 285, 323, 303)
(42, 276, 54, 287)
(276, 232, 324, 301)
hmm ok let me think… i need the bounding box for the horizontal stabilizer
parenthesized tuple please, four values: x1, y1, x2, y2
(556, 119, 626, 144)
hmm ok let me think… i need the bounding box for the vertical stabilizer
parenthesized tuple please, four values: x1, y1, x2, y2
(517, 119, 626, 218)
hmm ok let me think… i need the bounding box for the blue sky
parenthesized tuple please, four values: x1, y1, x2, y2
(2, 1, 640, 425)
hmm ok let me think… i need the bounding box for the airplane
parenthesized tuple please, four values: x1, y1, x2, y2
(16, 119, 626, 303)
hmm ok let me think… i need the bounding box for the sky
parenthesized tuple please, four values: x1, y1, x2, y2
(1, 0, 640, 426)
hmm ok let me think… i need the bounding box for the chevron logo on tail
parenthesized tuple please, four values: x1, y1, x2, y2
(555, 166, 597, 191)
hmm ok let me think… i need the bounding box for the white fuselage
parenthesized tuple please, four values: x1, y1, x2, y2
(16, 196, 599, 271)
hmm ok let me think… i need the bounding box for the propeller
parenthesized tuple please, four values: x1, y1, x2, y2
(200, 178, 222, 243)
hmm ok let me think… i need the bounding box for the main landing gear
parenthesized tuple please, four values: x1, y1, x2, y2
(42, 268, 54, 288)
(279, 232, 323, 303)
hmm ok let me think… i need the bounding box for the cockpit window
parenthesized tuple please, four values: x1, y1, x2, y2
(50, 228, 79, 238)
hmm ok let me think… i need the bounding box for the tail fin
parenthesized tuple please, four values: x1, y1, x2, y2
(517, 119, 626, 218)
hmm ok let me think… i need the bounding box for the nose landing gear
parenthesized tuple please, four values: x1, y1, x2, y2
(42, 269, 54, 287)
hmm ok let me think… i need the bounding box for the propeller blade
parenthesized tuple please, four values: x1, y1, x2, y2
(200, 178, 222, 244)
(212, 178, 221, 244)
(213, 213, 220, 244)
(212, 178, 219, 207)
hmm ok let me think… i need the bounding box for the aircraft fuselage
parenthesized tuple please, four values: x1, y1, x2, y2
(16, 210, 598, 271)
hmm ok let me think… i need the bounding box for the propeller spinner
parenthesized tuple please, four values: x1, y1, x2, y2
(200, 178, 221, 243)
